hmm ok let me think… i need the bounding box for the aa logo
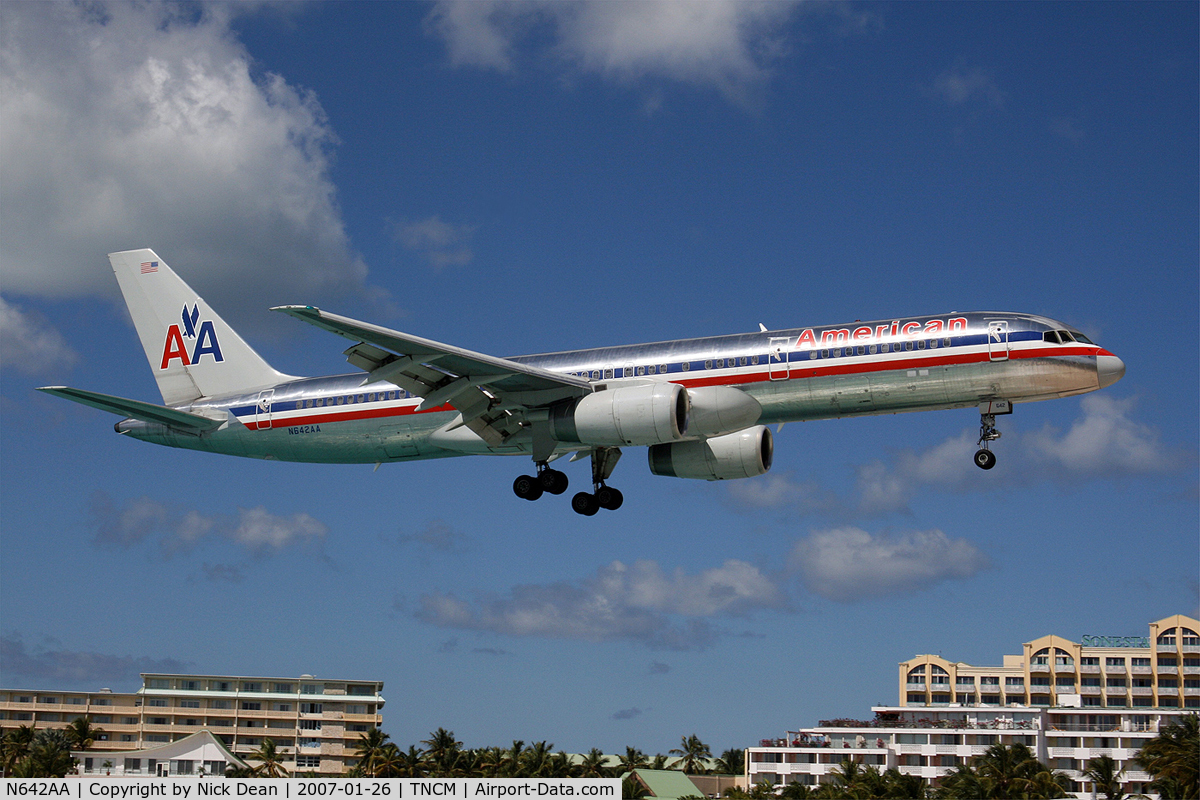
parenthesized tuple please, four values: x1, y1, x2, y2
(160, 303, 224, 369)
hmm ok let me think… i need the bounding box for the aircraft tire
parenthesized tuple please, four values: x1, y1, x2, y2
(514, 474, 544, 500)
(571, 492, 600, 516)
(596, 486, 623, 511)
(973, 449, 997, 470)
(540, 468, 569, 495)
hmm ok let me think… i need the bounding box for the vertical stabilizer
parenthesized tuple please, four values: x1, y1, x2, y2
(109, 249, 295, 405)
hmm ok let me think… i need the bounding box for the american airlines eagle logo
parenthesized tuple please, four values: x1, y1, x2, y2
(159, 303, 224, 369)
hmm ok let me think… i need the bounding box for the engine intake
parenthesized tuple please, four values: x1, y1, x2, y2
(551, 382, 689, 446)
(647, 425, 773, 481)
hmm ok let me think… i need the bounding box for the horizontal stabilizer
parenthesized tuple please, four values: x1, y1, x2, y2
(36, 386, 224, 432)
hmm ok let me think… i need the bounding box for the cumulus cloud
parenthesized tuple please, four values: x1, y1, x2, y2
(1, 633, 190, 688)
(0, 296, 79, 375)
(0, 2, 369, 327)
(726, 472, 839, 511)
(788, 527, 989, 602)
(425, 1, 805, 107)
(1024, 395, 1172, 476)
(90, 493, 327, 556)
(417, 558, 785, 649)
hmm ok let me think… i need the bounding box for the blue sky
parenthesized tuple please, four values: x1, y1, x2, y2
(1, 0, 1197, 757)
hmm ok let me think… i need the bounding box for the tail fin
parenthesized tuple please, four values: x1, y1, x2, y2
(109, 249, 295, 405)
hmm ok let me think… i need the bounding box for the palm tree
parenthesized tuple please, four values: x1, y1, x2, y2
(578, 748, 610, 778)
(1134, 713, 1198, 798)
(1083, 754, 1125, 800)
(618, 746, 650, 773)
(669, 734, 712, 775)
(249, 738, 289, 777)
(520, 740, 555, 778)
(714, 748, 745, 776)
(422, 728, 463, 776)
(882, 767, 926, 798)
(1025, 768, 1072, 799)
(355, 728, 392, 777)
(10, 729, 75, 778)
(64, 716, 104, 752)
(973, 742, 1043, 797)
(2, 725, 37, 777)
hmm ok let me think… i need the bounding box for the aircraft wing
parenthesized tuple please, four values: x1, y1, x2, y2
(36, 386, 225, 432)
(273, 305, 591, 447)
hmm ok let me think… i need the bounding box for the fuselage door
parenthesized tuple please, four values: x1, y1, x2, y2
(254, 389, 274, 430)
(769, 337, 791, 380)
(988, 321, 1009, 362)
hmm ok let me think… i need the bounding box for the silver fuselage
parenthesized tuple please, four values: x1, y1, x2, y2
(117, 311, 1120, 464)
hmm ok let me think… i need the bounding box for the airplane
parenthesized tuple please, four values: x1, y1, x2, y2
(39, 249, 1126, 516)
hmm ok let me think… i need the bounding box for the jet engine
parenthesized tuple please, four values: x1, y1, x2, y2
(550, 382, 689, 446)
(685, 386, 762, 437)
(647, 425, 773, 481)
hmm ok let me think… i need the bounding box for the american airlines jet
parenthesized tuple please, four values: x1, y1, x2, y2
(40, 249, 1126, 515)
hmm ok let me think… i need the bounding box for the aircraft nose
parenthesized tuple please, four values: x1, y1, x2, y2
(1097, 354, 1126, 389)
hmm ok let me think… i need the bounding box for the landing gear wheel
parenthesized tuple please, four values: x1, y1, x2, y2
(571, 492, 600, 516)
(596, 486, 624, 511)
(974, 449, 997, 470)
(539, 468, 569, 495)
(513, 474, 544, 501)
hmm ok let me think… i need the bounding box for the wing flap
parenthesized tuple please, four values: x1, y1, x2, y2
(37, 386, 224, 432)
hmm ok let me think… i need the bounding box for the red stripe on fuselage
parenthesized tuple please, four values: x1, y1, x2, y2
(248, 344, 1101, 430)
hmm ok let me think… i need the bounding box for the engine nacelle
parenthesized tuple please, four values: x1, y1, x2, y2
(647, 425, 773, 481)
(686, 386, 762, 437)
(551, 382, 689, 446)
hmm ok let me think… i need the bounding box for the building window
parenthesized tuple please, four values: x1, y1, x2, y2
(242, 682, 262, 693)
(241, 702, 262, 711)
(273, 683, 294, 694)
(296, 756, 321, 769)
(301, 703, 322, 714)
(148, 699, 168, 707)
(179, 681, 199, 691)
(180, 700, 200, 708)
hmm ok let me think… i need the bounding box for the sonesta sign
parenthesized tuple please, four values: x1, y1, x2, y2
(1081, 635, 1151, 648)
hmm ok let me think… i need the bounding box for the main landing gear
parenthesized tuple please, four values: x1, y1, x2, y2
(513, 462, 569, 501)
(513, 447, 624, 515)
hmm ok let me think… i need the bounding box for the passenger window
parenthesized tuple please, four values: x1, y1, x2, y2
(881, 343, 890, 353)
(821, 349, 829, 359)
(918, 340, 926, 350)
(591, 371, 601, 380)
(751, 355, 759, 365)
(943, 338, 951, 347)
(929, 339, 938, 349)
(704, 360, 713, 370)
(809, 350, 819, 359)
(636, 366, 645, 376)
(604, 369, 613, 379)
(659, 364, 667, 373)
(681, 362, 690, 371)
(869, 345, 877, 354)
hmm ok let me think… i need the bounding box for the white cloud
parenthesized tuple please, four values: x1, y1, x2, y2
(90, 493, 326, 555)
(393, 216, 476, 269)
(0, 296, 79, 375)
(424, 1, 804, 107)
(0, 2, 369, 327)
(788, 527, 988, 602)
(930, 63, 1005, 107)
(417, 558, 785, 649)
(1024, 395, 1172, 475)
(727, 472, 838, 511)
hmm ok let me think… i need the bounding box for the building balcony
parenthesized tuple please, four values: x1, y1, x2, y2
(1183, 687, 1200, 696)
(1130, 687, 1153, 696)
(1030, 664, 1051, 674)
(1080, 685, 1102, 695)
(1132, 665, 1152, 675)
(1157, 686, 1179, 695)
(1104, 665, 1127, 674)
(1080, 665, 1101, 674)
(1157, 666, 1178, 675)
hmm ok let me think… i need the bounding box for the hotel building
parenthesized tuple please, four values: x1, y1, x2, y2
(0, 672, 385, 775)
(746, 614, 1198, 798)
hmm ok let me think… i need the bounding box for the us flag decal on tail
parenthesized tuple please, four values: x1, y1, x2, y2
(140, 261, 158, 273)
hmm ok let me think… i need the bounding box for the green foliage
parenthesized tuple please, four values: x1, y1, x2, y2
(1135, 714, 1198, 800)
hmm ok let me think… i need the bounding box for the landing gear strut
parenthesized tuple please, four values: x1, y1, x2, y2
(974, 414, 1001, 470)
(571, 447, 624, 516)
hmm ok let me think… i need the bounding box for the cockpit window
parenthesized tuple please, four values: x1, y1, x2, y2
(1043, 331, 1061, 344)
(1058, 330, 1075, 343)
(1070, 331, 1094, 344)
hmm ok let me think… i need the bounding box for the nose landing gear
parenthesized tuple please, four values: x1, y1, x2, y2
(974, 401, 1011, 470)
